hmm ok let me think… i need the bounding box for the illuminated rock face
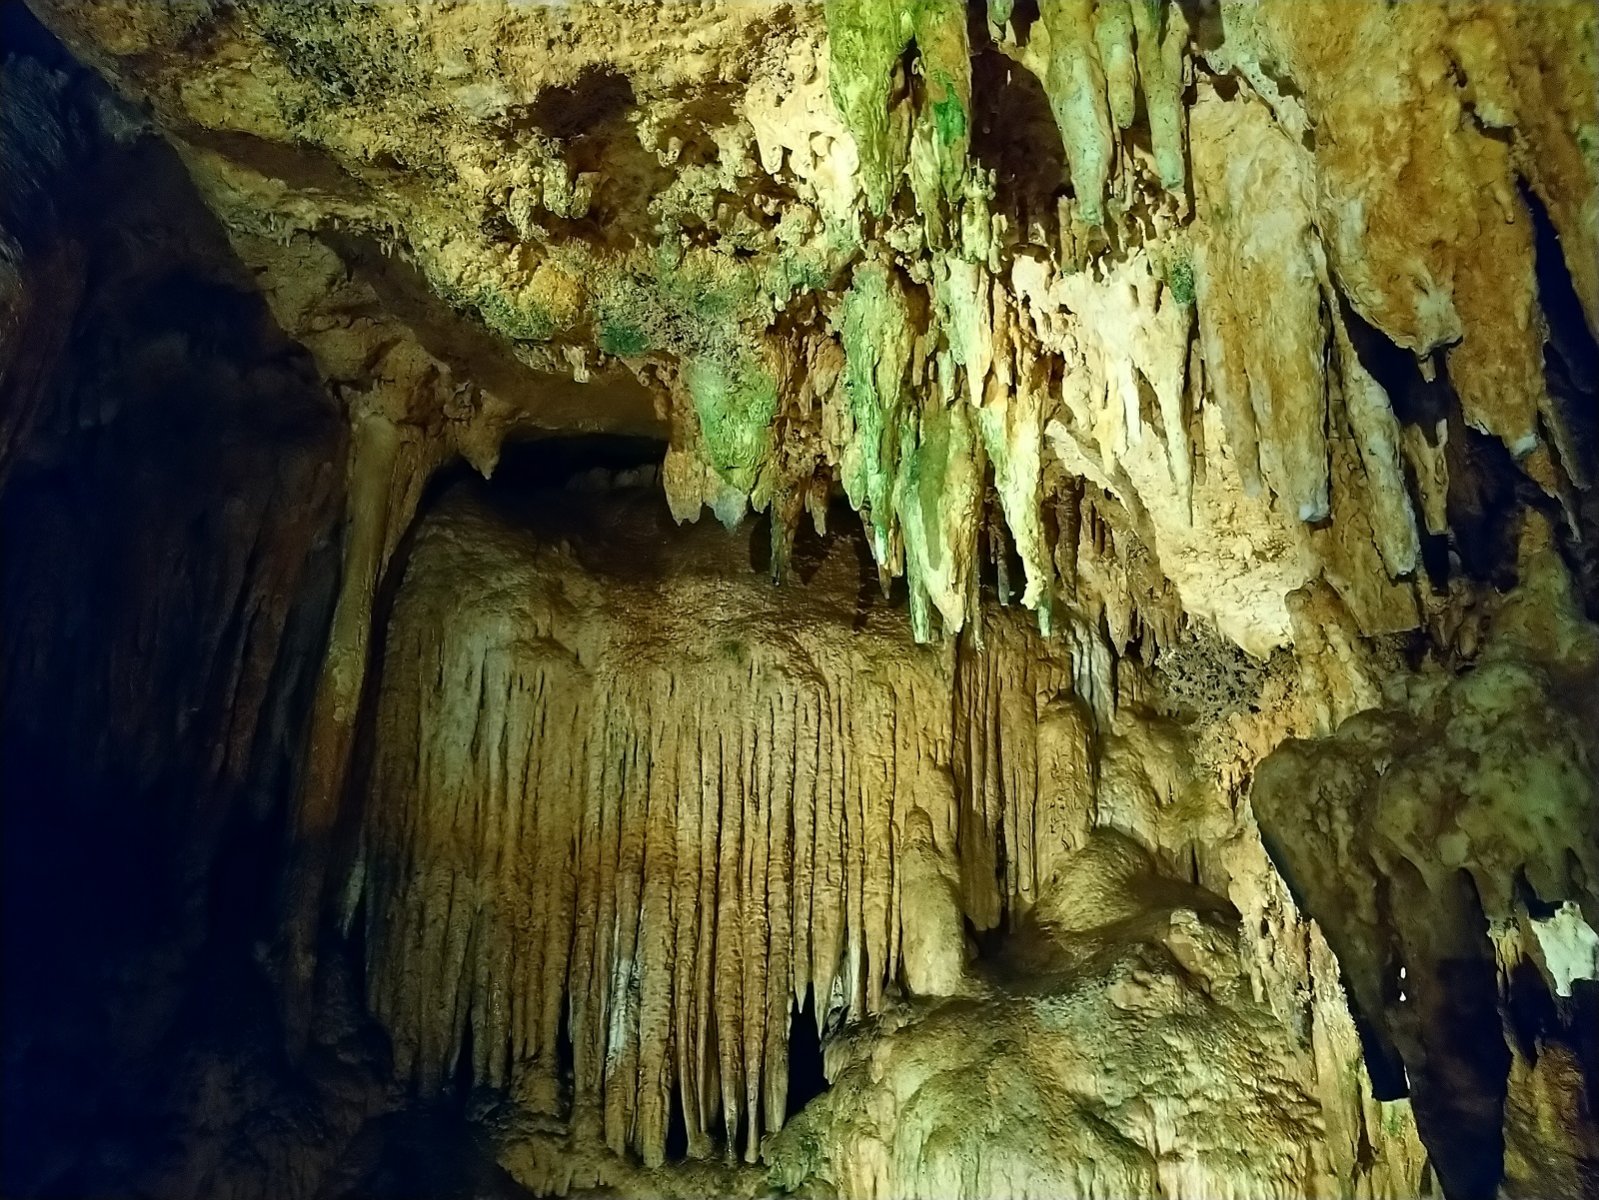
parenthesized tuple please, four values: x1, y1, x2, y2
(767, 830, 1353, 1200)
(25, 0, 1599, 653)
(358, 479, 1429, 1197)
(1, 1, 1597, 1197)
(1254, 547, 1599, 1200)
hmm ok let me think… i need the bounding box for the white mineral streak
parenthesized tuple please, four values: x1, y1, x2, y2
(1528, 904, 1599, 1000)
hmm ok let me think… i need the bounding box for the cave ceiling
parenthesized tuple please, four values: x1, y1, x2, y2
(29, 0, 1599, 654)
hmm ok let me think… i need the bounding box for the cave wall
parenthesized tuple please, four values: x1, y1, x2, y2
(1254, 542, 1599, 1198)
(0, 19, 362, 1196)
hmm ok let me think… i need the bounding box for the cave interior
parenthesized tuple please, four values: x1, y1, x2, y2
(2, 2, 1598, 1199)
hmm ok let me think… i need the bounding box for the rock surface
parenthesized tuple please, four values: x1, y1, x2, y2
(24, 0, 1598, 652)
(2, 1, 1597, 1197)
(1255, 539, 1599, 1199)
(353, 475, 1427, 1196)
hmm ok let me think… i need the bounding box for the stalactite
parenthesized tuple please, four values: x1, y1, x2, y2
(354, 492, 1094, 1164)
(282, 412, 445, 1054)
(1038, 0, 1115, 224)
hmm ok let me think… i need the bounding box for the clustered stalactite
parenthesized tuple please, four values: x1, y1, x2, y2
(651, 0, 1599, 671)
(351, 490, 1087, 1168)
(23, 2, 1594, 1043)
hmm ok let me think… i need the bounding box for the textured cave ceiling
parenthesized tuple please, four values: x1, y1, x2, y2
(26, 0, 1599, 653)
(1, 2, 1597, 1199)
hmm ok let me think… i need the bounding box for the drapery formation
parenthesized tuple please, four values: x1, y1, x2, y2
(348, 490, 1086, 1166)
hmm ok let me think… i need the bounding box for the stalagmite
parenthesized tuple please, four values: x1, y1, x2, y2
(897, 806, 965, 996)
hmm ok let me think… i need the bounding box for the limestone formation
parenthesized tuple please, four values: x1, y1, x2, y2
(358, 476, 1428, 1196)
(1254, 538, 1599, 1199)
(768, 830, 1417, 1200)
(3, 1, 1597, 1197)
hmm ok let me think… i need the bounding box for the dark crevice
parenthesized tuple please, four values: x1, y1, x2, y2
(526, 67, 636, 142)
(664, 1086, 690, 1162)
(969, 43, 1066, 239)
(489, 432, 669, 490)
(1442, 415, 1539, 590)
(555, 995, 575, 1084)
(1524, 183, 1599, 488)
(1336, 294, 1450, 432)
(1335, 283, 1566, 594)
(1504, 957, 1558, 1066)
(1417, 531, 1452, 592)
(1007, 0, 1041, 41)
(454, 1018, 477, 1106)
(786, 993, 830, 1119)
(1519, 183, 1599, 618)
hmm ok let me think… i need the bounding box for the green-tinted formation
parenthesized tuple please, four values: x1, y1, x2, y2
(1129, 0, 1187, 190)
(600, 0, 1193, 639)
(907, 0, 974, 229)
(824, 0, 916, 216)
(1167, 256, 1195, 306)
(1039, 0, 1115, 224)
(821, 0, 1187, 223)
(1028, 0, 1185, 217)
(377, 0, 1197, 644)
(685, 355, 780, 491)
(824, 0, 973, 217)
(896, 393, 980, 641)
(154, 0, 1598, 660)
(840, 259, 916, 562)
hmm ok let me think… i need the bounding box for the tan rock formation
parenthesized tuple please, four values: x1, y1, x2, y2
(349, 476, 1427, 1194)
(768, 829, 1424, 1200)
(3, 1, 1597, 1196)
(1255, 541, 1599, 1198)
(25, 0, 1594, 657)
